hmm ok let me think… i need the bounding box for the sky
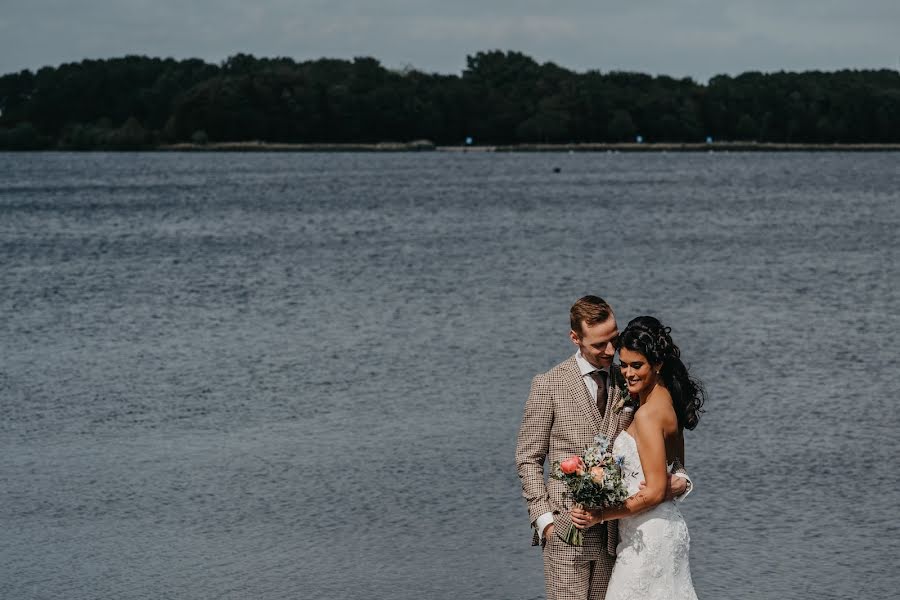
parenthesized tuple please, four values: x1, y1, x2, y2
(1, 0, 898, 81)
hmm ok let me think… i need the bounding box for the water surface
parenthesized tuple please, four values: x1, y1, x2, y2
(1, 151, 898, 599)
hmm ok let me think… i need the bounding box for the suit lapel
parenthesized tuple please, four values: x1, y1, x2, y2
(603, 363, 629, 556)
(561, 356, 603, 433)
(604, 365, 619, 416)
(604, 365, 627, 441)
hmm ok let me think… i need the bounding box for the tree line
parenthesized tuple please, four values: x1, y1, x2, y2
(1, 51, 899, 149)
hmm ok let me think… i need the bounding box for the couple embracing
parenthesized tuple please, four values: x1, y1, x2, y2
(515, 296, 706, 600)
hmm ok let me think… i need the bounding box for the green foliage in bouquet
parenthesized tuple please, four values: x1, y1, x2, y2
(550, 434, 632, 545)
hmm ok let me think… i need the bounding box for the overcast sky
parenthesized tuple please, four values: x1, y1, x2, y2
(1, 0, 898, 81)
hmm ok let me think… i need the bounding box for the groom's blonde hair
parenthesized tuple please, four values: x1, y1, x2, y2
(570, 295, 614, 335)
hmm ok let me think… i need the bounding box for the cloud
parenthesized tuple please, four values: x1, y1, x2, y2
(1, 0, 898, 79)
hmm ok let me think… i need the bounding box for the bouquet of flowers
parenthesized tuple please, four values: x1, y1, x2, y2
(550, 434, 631, 546)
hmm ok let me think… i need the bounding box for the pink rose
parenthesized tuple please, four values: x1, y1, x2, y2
(560, 456, 586, 475)
(589, 466, 605, 484)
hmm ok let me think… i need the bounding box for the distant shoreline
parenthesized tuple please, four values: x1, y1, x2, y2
(155, 141, 900, 152)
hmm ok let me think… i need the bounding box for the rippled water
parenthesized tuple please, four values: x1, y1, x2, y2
(1, 151, 898, 599)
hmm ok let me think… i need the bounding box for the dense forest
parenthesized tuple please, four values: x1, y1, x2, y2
(1, 51, 899, 149)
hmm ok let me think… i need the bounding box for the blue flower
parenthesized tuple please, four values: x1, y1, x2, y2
(594, 434, 610, 448)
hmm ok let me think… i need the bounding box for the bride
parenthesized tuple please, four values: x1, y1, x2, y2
(571, 316, 705, 599)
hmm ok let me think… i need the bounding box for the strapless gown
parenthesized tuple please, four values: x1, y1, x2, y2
(604, 431, 698, 600)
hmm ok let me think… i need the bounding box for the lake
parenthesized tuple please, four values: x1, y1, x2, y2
(1, 150, 898, 599)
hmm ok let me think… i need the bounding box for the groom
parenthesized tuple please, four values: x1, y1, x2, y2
(515, 295, 691, 600)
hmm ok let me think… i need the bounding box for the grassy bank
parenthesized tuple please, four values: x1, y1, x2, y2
(487, 142, 900, 152)
(155, 141, 900, 152)
(157, 140, 437, 152)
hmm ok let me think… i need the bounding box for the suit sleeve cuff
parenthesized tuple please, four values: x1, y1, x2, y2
(535, 512, 555, 540)
(672, 472, 693, 502)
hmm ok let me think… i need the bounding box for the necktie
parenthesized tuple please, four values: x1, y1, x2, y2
(589, 370, 607, 415)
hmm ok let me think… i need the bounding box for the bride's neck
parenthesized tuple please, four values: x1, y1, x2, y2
(639, 382, 668, 405)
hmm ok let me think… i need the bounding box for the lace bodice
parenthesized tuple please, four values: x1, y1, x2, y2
(605, 430, 698, 600)
(613, 430, 674, 496)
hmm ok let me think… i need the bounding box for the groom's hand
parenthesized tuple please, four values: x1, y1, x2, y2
(639, 474, 687, 500)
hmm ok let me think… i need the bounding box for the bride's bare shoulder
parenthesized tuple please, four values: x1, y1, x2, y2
(634, 394, 678, 429)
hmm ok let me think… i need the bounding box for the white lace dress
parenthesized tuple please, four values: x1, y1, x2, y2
(605, 431, 698, 600)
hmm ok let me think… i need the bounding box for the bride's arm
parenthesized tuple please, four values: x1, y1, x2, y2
(598, 407, 670, 522)
(572, 408, 671, 529)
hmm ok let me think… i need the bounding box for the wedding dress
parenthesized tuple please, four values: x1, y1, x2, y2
(604, 431, 698, 600)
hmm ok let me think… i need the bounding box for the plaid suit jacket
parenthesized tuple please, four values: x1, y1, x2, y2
(516, 354, 633, 561)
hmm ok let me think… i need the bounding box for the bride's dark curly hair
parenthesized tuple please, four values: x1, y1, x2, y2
(619, 316, 706, 430)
